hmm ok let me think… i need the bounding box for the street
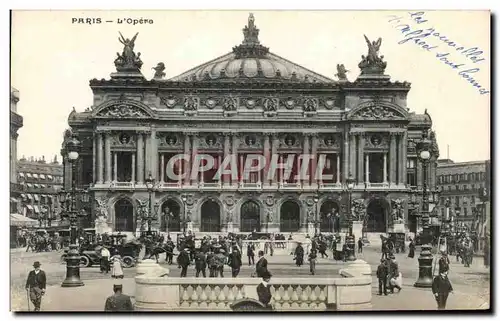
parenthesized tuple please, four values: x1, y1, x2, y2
(10, 245, 490, 311)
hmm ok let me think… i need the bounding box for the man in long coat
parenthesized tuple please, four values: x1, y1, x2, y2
(255, 250, 269, 278)
(194, 250, 207, 278)
(228, 247, 242, 277)
(177, 248, 191, 277)
(432, 272, 454, 310)
(25, 261, 46, 311)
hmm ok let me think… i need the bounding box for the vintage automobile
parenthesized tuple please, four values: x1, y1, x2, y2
(60, 246, 101, 267)
(247, 232, 272, 240)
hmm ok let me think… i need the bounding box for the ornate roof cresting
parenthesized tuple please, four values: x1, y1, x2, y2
(232, 13, 270, 59)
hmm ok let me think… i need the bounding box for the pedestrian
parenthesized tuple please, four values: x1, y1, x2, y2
(177, 248, 190, 277)
(377, 259, 388, 295)
(104, 283, 134, 311)
(110, 253, 124, 279)
(255, 250, 268, 278)
(318, 240, 328, 258)
(432, 272, 453, 310)
(257, 271, 273, 310)
(215, 249, 227, 277)
(438, 251, 450, 274)
(357, 238, 363, 253)
(308, 248, 317, 275)
(294, 242, 304, 267)
(389, 257, 402, 293)
(342, 243, 348, 262)
(194, 250, 207, 278)
(408, 238, 415, 258)
(100, 246, 110, 274)
(247, 243, 255, 266)
(228, 246, 242, 278)
(207, 248, 217, 277)
(25, 261, 46, 312)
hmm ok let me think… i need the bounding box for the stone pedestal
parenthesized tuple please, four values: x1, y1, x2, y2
(351, 221, 363, 241)
(346, 259, 372, 276)
(95, 216, 112, 235)
(307, 223, 315, 237)
(392, 222, 405, 233)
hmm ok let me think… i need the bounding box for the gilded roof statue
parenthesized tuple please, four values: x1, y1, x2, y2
(114, 32, 143, 72)
(358, 35, 387, 75)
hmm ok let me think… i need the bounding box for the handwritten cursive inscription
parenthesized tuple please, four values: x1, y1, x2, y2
(387, 12, 489, 95)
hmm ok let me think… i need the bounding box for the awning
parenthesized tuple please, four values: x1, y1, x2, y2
(33, 205, 40, 213)
(26, 173, 32, 178)
(26, 204, 34, 210)
(47, 175, 53, 180)
(10, 197, 19, 203)
(33, 174, 39, 179)
(27, 194, 33, 200)
(10, 214, 38, 227)
(40, 174, 46, 179)
(34, 194, 40, 201)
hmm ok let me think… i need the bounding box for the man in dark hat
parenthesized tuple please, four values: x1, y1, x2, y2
(376, 259, 388, 295)
(432, 271, 454, 310)
(257, 271, 273, 309)
(228, 246, 242, 278)
(194, 249, 207, 278)
(25, 261, 46, 311)
(255, 250, 268, 278)
(104, 283, 134, 311)
(177, 248, 191, 277)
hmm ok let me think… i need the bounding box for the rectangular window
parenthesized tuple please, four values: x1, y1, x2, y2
(455, 196, 460, 205)
(463, 184, 467, 190)
(368, 153, 384, 183)
(407, 172, 416, 187)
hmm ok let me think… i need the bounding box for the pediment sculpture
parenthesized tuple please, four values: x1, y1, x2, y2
(97, 102, 150, 118)
(352, 103, 404, 120)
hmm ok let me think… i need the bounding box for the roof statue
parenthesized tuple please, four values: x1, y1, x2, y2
(233, 13, 269, 58)
(243, 13, 260, 45)
(114, 32, 143, 72)
(335, 64, 349, 81)
(152, 62, 166, 79)
(358, 35, 387, 75)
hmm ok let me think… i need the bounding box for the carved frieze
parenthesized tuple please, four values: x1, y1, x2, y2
(263, 98, 279, 112)
(241, 97, 260, 109)
(280, 134, 301, 148)
(111, 132, 136, 147)
(303, 97, 318, 112)
(199, 134, 222, 149)
(157, 133, 182, 148)
(320, 98, 337, 110)
(318, 134, 341, 149)
(202, 97, 219, 109)
(184, 95, 199, 112)
(223, 97, 239, 111)
(240, 134, 263, 149)
(280, 97, 296, 110)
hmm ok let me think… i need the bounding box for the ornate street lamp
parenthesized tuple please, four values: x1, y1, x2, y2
(181, 194, 187, 233)
(145, 173, 156, 233)
(61, 134, 84, 288)
(346, 174, 356, 261)
(414, 131, 433, 288)
(313, 195, 319, 236)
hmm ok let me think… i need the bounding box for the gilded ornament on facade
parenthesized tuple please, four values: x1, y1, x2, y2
(353, 103, 403, 120)
(160, 96, 178, 108)
(98, 103, 149, 118)
(223, 97, 238, 111)
(263, 98, 278, 112)
(204, 97, 218, 109)
(184, 96, 199, 111)
(303, 98, 318, 112)
(282, 98, 296, 110)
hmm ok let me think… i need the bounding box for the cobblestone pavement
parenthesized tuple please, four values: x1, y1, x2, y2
(10, 245, 490, 311)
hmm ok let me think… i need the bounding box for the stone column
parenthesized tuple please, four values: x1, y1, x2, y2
(357, 134, 365, 184)
(184, 134, 192, 186)
(223, 133, 231, 186)
(343, 130, 349, 183)
(349, 133, 357, 182)
(389, 133, 397, 185)
(239, 154, 244, 185)
(383, 153, 388, 184)
(263, 134, 270, 186)
(310, 134, 318, 186)
(104, 132, 112, 183)
(397, 133, 404, 185)
(302, 133, 310, 186)
(336, 154, 341, 184)
(131, 154, 136, 183)
(144, 132, 151, 177)
(231, 132, 240, 185)
(365, 153, 369, 184)
(160, 154, 165, 183)
(150, 130, 158, 180)
(191, 134, 199, 184)
(97, 132, 104, 183)
(113, 152, 118, 182)
(92, 134, 96, 183)
(401, 131, 407, 186)
(137, 132, 144, 184)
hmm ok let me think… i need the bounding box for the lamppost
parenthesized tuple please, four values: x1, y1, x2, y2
(313, 195, 319, 236)
(61, 134, 89, 288)
(181, 194, 187, 233)
(144, 173, 158, 233)
(414, 131, 433, 288)
(346, 174, 356, 261)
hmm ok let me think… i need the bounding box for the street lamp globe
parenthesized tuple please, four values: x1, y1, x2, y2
(181, 195, 187, 202)
(313, 195, 319, 203)
(67, 151, 79, 161)
(419, 150, 431, 160)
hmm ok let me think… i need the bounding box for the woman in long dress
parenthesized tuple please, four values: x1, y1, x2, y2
(111, 253, 124, 279)
(408, 238, 415, 258)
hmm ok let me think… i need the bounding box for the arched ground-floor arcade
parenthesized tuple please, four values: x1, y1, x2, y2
(91, 190, 418, 235)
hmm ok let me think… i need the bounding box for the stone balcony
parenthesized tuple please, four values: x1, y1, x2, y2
(134, 259, 372, 311)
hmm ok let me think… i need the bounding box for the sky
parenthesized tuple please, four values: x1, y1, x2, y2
(10, 10, 490, 162)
